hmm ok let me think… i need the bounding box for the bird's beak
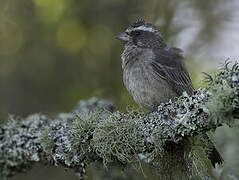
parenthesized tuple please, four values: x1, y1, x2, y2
(115, 32, 130, 41)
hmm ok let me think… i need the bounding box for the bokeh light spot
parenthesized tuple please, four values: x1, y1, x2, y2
(57, 20, 86, 54)
(33, 0, 67, 24)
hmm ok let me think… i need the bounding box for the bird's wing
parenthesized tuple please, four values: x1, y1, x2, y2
(150, 47, 194, 95)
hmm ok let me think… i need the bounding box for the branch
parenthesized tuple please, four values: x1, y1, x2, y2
(0, 62, 239, 180)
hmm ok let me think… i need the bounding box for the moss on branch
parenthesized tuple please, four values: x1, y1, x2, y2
(0, 62, 239, 180)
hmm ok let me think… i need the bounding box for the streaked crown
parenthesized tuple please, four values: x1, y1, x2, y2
(126, 18, 160, 34)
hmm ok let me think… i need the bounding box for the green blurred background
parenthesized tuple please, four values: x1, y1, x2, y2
(0, 0, 238, 179)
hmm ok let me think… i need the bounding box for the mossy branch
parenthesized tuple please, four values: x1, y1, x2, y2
(0, 62, 239, 180)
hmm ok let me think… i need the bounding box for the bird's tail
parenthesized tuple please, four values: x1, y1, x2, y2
(205, 132, 223, 167)
(208, 146, 223, 167)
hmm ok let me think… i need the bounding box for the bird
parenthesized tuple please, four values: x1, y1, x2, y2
(115, 18, 194, 111)
(116, 18, 223, 167)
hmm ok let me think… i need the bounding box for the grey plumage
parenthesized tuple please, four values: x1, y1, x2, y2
(116, 19, 194, 110)
(116, 19, 223, 167)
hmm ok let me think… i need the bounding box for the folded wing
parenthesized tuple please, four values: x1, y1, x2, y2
(150, 47, 194, 96)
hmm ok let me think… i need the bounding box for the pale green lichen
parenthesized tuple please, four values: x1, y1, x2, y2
(0, 114, 47, 180)
(39, 127, 54, 155)
(1, 64, 239, 180)
(92, 111, 145, 165)
(206, 62, 239, 126)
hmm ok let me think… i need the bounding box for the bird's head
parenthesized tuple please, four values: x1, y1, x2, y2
(116, 19, 164, 48)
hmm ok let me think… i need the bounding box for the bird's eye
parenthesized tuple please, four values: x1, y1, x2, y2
(131, 31, 141, 36)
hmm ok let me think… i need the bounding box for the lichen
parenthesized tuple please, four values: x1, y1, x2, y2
(0, 114, 47, 180)
(1, 63, 239, 180)
(205, 62, 239, 127)
(92, 111, 145, 165)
